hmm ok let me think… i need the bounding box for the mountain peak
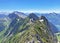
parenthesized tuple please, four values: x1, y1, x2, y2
(39, 16, 48, 22)
(13, 11, 24, 15)
(8, 12, 27, 20)
(28, 13, 39, 21)
(49, 12, 58, 15)
(13, 11, 27, 18)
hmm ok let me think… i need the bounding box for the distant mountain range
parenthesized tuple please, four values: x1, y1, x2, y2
(35, 13, 60, 31)
(0, 11, 58, 43)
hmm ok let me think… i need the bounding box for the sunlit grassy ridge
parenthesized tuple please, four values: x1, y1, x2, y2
(1, 19, 56, 43)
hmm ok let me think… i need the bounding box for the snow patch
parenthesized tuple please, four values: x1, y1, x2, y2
(39, 19, 44, 22)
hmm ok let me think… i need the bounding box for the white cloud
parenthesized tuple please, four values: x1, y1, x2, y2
(0, 9, 60, 13)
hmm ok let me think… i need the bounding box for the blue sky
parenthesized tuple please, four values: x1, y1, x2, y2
(0, 0, 60, 13)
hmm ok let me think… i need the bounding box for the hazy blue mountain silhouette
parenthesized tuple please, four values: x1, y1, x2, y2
(35, 13, 60, 32)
